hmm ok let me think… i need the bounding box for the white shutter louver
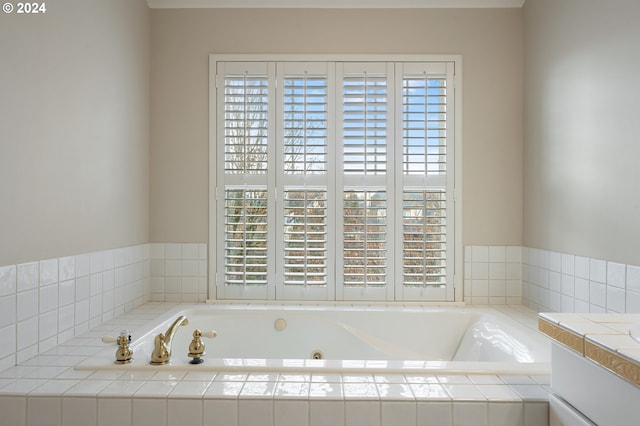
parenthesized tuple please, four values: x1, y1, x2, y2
(224, 74, 269, 174)
(283, 75, 328, 174)
(224, 188, 269, 286)
(402, 189, 447, 286)
(283, 189, 328, 286)
(343, 189, 387, 287)
(402, 75, 447, 175)
(343, 73, 388, 175)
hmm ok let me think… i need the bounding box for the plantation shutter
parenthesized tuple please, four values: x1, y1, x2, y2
(337, 62, 394, 301)
(342, 71, 388, 175)
(342, 189, 388, 286)
(277, 62, 335, 300)
(402, 73, 447, 175)
(212, 57, 457, 302)
(216, 62, 276, 300)
(395, 62, 454, 301)
(282, 69, 329, 174)
(223, 188, 268, 285)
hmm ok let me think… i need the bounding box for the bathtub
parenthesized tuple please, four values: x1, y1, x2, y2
(77, 303, 550, 375)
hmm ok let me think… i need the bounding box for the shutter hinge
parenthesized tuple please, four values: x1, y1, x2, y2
(215, 74, 219, 89)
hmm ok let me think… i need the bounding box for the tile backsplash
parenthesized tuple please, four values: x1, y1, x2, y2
(149, 242, 208, 303)
(521, 247, 640, 314)
(463, 246, 523, 305)
(0, 244, 149, 371)
(0, 241, 210, 371)
(465, 245, 640, 314)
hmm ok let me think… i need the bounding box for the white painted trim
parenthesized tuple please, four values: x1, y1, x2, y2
(208, 54, 463, 302)
(148, 0, 524, 9)
(453, 58, 463, 302)
(208, 55, 217, 300)
(209, 53, 462, 64)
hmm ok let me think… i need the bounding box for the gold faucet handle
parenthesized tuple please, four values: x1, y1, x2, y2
(101, 336, 118, 344)
(102, 330, 134, 365)
(188, 329, 217, 364)
(101, 330, 132, 345)
(200, 330, 217, 339)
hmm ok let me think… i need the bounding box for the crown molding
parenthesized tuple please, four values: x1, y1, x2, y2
(147, 0, 525, 9)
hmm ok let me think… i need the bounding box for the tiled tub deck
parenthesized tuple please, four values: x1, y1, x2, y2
(0, 303, 550, 426)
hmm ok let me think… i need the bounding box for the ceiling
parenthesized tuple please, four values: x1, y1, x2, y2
(147, 0, 525, 8)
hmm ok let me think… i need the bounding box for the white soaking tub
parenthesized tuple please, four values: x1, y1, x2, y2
(77, 303, 550, 375)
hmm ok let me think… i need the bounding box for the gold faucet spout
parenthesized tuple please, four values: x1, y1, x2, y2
(164, 315, 189, 350)
(150, 315, 189, 365)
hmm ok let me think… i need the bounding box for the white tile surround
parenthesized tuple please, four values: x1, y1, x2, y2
(1, 243, 638, 425)
(0, 245, 150, 372)
(0, 243, 210, 372)
(464, 246, 523, 306)
(0, 302, 550, 426)
(464, 246, 640, 315)
(521, 247, 640, 315)
(149, 243, 208, 303)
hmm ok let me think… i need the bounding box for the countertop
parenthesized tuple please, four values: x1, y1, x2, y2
(538, 312, 640, 388)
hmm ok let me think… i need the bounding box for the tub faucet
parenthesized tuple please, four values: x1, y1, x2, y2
(150, 315, 189, 365)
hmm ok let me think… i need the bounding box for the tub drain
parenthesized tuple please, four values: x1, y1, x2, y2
(310, 350, 324, 360)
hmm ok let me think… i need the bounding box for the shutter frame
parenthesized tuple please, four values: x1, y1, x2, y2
(212, 57, 458, 302)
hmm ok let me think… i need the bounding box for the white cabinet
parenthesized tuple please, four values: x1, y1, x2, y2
(549, 394, 595, 426)
(551, 342, 640, 426)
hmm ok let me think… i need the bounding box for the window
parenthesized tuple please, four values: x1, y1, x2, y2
(210, 56, 460, 302)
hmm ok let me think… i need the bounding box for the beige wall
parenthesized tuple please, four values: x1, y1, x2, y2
(150, 8, 524, 248)
(523, 0, 640, 265)
(0, 0, 150, 266)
